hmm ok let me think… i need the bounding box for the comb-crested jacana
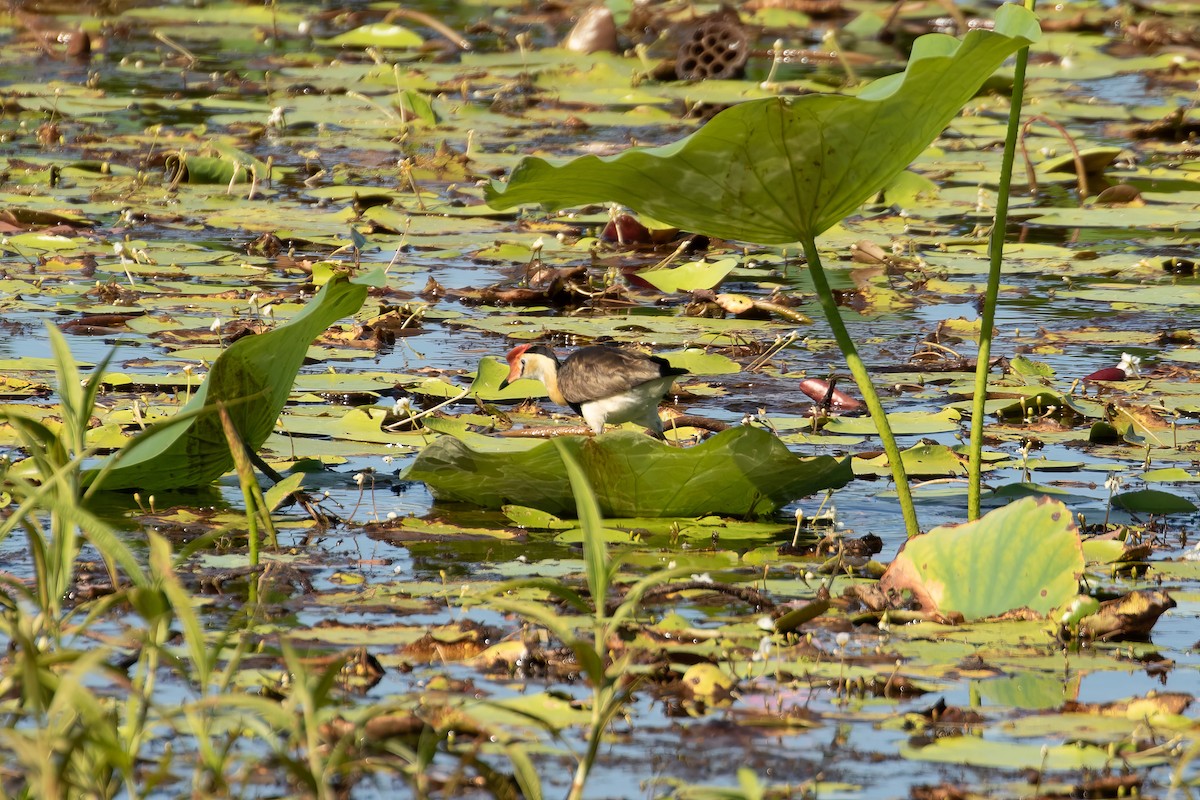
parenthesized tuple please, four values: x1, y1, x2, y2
(500, 344, 687, 436)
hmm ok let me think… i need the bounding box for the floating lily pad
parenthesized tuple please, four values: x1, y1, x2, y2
(1141, 467, 1200, 483)
(501, 504, 573, 530)
(403, 425, 852, 517)
(637, 258, 738, 294)
(824, 408, 962, 436)
(320, 23, 424, 50)
(1112, 489, 1197, 514)
(900, 737, 1160, 771)
(854, 443, 964, 477)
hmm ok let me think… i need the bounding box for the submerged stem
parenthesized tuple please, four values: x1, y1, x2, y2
(969, 0, 1036, 520)
(800, 237, 920, 537)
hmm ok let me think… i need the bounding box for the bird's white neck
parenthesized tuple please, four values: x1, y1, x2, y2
(523, 354, 568, 406)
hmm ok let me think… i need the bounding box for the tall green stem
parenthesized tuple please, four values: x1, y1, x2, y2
(968, 0, 1036, 520)
(801, 237, 920, 537)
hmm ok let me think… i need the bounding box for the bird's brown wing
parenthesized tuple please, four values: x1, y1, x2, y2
(557, 346, 682, 405)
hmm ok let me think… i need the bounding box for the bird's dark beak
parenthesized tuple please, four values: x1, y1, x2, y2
(499, 361, 521, 390)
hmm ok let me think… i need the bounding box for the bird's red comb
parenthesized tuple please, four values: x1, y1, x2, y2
(505, 343, 532, 362)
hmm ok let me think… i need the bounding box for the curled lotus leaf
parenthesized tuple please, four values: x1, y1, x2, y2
(404, 425, 852, 518)
(486, 6, 1040, 244)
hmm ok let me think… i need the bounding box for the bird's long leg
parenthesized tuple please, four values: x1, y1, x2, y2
(643, 408, 667, 440)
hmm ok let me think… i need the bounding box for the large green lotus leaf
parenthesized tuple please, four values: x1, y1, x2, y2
(403, 426, 852, 517)
(485, 6, 1039, 243)
(879, 497, 1084, 621)
(83, 273, 370, 492)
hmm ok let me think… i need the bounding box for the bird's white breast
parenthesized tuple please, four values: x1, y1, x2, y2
(580, 376, 676, 425)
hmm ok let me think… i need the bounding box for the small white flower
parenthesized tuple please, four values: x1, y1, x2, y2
(690, 573, 713, 583)
(835, 632, 851, 648)
(753, 635, 773, 662)
(354, 472, 365, 486)
(756, 616, 774, 632)
(210, 317, 221, 332)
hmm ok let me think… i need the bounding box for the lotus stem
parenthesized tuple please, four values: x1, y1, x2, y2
(969, 0, 1035, 520)
(800, 237, 919, 537)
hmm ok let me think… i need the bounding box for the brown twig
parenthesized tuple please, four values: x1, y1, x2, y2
(611, 580, 776, 614)
(664, 414, 731, 432)
(384, 8, 471, 50)
(496, 424, 593, 438)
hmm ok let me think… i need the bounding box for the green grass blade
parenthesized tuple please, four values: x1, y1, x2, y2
(148, 533, 212, 686)
(969, 0, 1036, 520)
(553, 439, 608, 618)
